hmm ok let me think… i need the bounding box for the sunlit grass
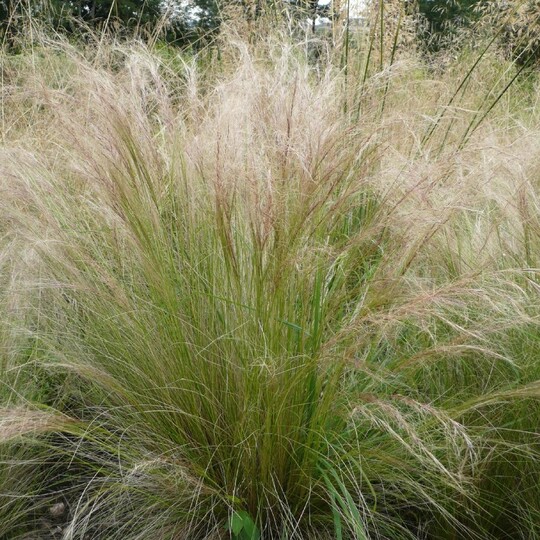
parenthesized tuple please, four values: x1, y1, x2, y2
(0, 13, 539, 539)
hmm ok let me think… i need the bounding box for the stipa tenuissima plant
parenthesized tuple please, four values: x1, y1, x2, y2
(0, 24, 539, 540)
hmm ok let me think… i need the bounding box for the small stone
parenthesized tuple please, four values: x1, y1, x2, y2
(49, 502, 66, 519)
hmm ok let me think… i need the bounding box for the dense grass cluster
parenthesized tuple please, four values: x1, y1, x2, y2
(1, 11, 540, 540)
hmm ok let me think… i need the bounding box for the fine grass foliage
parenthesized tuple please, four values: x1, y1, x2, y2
(0, 13, 540, 540)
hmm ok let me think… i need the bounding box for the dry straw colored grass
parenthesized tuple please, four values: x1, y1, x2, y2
(0, 10, 539, 540)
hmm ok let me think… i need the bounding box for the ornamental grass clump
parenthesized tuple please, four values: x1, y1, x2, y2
(0, 18, 539, 540)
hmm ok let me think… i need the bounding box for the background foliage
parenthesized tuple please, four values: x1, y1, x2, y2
(0, 1, 488, 48)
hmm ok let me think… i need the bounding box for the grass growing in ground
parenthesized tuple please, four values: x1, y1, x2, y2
(0, 12, 540, 540)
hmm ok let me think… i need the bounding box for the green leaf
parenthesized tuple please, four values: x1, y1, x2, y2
(227, 511, 260, 540)
(241, 515, 261, 540)
(228, 511, 245, 536)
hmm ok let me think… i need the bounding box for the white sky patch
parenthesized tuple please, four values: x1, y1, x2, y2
(313, 0, 368, 27)
(318, 0, 368, 18)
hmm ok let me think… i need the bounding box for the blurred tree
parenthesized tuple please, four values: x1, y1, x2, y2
(416, 0, 481, 48)
(0, 0, 196, 45)
(0, 0, 332, 47)
(48, 0, 163, 27)
(1, 0, 23, 46)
